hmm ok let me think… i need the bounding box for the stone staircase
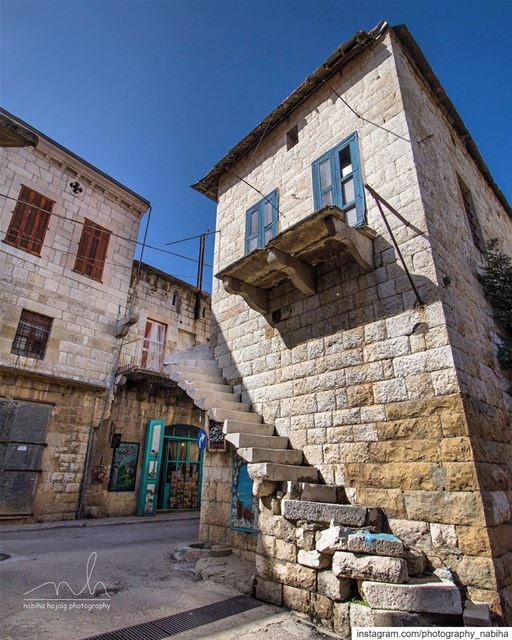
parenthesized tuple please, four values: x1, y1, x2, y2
(165, 344, 319, 485)
(165, 344, 480, 630)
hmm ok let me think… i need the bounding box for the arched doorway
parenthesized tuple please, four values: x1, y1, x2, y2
(156, 424, 203, 511)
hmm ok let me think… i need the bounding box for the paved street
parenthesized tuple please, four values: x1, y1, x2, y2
(0, 516, 327, 640)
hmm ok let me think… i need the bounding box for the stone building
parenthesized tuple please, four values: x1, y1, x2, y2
(172, 20, 512, 628)
(0, 108, 149, 522)
(85, 261, 211, 517)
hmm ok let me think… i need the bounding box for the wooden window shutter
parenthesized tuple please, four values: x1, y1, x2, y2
(73, 218, 111, 281)
(4, 185, 54, 256)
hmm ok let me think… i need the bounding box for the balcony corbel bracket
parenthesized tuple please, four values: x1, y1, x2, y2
(222, 276, 269, 314)
(324, 214, 374, 271)
(266, 248, 316, 296)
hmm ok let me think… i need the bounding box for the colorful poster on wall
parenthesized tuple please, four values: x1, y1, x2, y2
(230, 453, 258, 533)
(108, 442, 139, 491)
(208, 418, 226, 452)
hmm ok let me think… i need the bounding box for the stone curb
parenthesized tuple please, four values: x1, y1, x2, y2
(0, 512, 199, 533)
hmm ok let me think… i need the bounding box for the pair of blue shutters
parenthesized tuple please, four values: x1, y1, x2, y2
(243, 132, 365, 253)
(312, 131, 365, 227)
(245, 190, 278, 254)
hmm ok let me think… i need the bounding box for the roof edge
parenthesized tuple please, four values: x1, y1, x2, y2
(133, 259, 211, 297)
(391, 25, 511, 218)
(191, 20, 389, 202)
(0, 107, 150, 210)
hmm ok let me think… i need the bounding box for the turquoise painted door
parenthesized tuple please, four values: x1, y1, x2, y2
(137, 419, 165, 516)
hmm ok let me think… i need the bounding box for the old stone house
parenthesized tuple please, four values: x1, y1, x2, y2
(0, 108, 150, 522)
(85, 261, 211, 517)
(168, 20, 512, 628)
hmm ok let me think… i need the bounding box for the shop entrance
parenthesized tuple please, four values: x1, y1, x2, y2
(156, 424, 203, 511)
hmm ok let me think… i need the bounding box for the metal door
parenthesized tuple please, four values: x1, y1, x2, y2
(137, 419, 165, 516)
(0, 398, 52, 517)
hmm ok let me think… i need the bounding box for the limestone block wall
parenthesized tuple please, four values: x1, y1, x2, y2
(204, 31, 509, 619)
(120, 262, 210, 368)
(0, 371, 103, 522)
(86, 381, 205, 517)
(393, 33, 512, 616)
(0, 140, 146, 386)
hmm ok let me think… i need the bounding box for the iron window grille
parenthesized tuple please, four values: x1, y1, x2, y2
(11, 310, 53, 360)
(4, 185, 54, 256)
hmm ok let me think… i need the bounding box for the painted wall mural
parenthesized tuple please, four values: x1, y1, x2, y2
(230, 453, 259, 533)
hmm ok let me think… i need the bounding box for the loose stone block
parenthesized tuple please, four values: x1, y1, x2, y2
(463, 601, 491, 626)
(295, 527, 316, 551)
(333, 602, 351, 637)
(297, 549, 330, 569)
(255, 576, 282, 605)
(283, 585, 310, 613)
(316, 525, 350, 554)
(332, 551, 408, 583)
(350, 602, 374, 627)
(361, 578, 463, 614)
(255, 554, 317, 590)
(346, 532, 405, 557)
(282, 499, 372, 527)
(317, 569, 353, 601)
(311, 593, 333, 621)
(299, 483, 338, 503)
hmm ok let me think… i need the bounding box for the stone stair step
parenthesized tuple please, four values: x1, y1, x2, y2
(170, 368, 226, 385)
(237, 447, 303, 465)
(186, 385, 236, 400)
(194, 396, 251, 412)
(223, 420, 275, 436)
(295, 482, 339, 504)
(168, 358, 219, 371)
(248, 463, 319, 483)
(186, 382, 234, 394)
(282, 499, 381, 528)
(225, 432, 288, 449)
(361, 578, 463, 615)
(210, 407, 261, 423)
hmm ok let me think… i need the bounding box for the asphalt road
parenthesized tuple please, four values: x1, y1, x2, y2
(0, 517, 328, 640)
(0, 517, 236, 640)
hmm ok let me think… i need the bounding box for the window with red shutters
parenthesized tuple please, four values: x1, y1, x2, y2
(4, 185, 54, 256)
(73, 218, 111, 282)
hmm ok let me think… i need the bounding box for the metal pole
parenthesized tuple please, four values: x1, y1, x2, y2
(367, 189, 424, 307)
(194, 232, 206, 320)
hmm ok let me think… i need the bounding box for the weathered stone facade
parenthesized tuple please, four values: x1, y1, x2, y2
(0, 110, 149, 522)
(85, 262, 211, 517)
(192, 23, 512, 624)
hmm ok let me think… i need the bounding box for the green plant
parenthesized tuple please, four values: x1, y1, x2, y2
(478, 240, 512, 369)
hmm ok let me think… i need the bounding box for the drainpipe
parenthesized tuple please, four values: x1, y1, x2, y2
(76, 341, 123, 519)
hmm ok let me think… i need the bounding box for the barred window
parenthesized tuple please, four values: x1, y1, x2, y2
(4, 185, 54, 256)
(73, 218, 111, 282)
(11, 310, 53, 360)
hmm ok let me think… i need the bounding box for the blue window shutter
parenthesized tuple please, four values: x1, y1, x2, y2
(312, 160, 322, 211)
(349, 133, 365, 226)
(245, 191, 278, 254)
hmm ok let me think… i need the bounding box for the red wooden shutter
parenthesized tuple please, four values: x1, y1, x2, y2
(4, 185, 53, 256)
(73, 219, 111, 281)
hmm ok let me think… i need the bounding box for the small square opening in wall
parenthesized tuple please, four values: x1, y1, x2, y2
(286, 124, 299, 150)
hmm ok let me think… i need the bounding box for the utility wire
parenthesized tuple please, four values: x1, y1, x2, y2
(0, 191, 213, 267)
(226, 169, 288, 220)
(166, 229, 219, 246)
(323, 80, 411, 144)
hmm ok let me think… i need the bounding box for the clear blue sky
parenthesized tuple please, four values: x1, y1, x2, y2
(1, 1, 511, 291)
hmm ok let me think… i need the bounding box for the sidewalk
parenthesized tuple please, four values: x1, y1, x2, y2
(0, 510, 199, 534)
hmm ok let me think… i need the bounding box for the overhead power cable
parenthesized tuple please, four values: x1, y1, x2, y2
(0, 191, 213, 267)
(323, 80, 411, 144)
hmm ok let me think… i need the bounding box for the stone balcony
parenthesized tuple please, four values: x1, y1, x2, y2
(216, 206, 375, 315)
